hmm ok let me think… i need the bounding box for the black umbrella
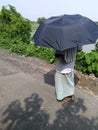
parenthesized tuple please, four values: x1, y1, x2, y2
(34, 14, 98, 51)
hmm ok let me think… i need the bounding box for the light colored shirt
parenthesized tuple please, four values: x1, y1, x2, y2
(55, 48, 77, 74)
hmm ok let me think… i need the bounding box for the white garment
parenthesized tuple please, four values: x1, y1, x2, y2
(55, 48, 77, 74)
(55, 71, 74, 100)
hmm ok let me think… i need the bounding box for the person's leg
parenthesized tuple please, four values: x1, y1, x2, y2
(55, 72, 64, 101)
(55, 71, 75, 101)
(64, 71, 75, 102)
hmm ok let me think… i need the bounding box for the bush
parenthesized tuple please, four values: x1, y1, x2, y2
(0, 5, 32, 46)
(10, 42, 28, 55)
(37, 17, 46, 24)
(75, 50, 98, 77)
(25, 45, 56, 63)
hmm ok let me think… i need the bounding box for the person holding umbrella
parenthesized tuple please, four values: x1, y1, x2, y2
(34, 14, 98, 102)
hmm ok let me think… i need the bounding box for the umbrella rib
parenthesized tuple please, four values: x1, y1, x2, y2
(43, 40, 55, 49)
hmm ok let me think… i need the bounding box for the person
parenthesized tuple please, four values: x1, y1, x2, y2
(55, 47, 77, 102)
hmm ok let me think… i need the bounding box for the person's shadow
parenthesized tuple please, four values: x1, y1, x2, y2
(44, 69, 55, 86)
(2, 93, 49, 130)
(1, 93, 98, 130)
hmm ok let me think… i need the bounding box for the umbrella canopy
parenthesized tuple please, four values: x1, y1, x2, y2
(34, 14, 98, 51)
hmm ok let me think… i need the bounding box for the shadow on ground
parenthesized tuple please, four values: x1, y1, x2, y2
(44, 69, 55, 86)
(1, 93, 98, 130)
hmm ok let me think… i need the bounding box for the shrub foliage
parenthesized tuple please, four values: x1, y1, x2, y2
(0, 5, 32, 47)
(75, 49, 98, 77)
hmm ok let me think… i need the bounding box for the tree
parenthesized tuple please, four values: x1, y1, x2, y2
(37, 17, 46, 24)
(0, 5, 32, 45)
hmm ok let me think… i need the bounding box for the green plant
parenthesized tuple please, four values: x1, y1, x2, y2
(25, 45, 56, 63)
(37, 17, 46, 24)
(0, 5, 32, 46)
(75, 50, 98, 77)
(10, 42, 28, 55)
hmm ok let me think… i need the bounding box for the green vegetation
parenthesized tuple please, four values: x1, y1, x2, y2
(75, 48, 98, 77)
(37, 17, 46, 24)
(10, 43, 55, 63)
(0, 5, 98, 77)
(0, 5, 55, 63)
(0, 5, 32, 47)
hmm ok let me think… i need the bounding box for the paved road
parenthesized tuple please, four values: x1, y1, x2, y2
(0, 49, 98, 130)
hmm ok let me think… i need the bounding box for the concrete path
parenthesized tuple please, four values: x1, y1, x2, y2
(0, 49, 98, 130)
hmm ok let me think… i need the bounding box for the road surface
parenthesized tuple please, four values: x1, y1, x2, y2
(0, 49, 98, 130)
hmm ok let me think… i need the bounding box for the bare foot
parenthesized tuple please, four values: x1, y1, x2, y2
(71, 95, 75, 102)
(64, 97, 69, 102)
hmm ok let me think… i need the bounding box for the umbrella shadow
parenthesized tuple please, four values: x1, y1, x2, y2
(1, 93, 98, 130)
(44, 69, 79, 87)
